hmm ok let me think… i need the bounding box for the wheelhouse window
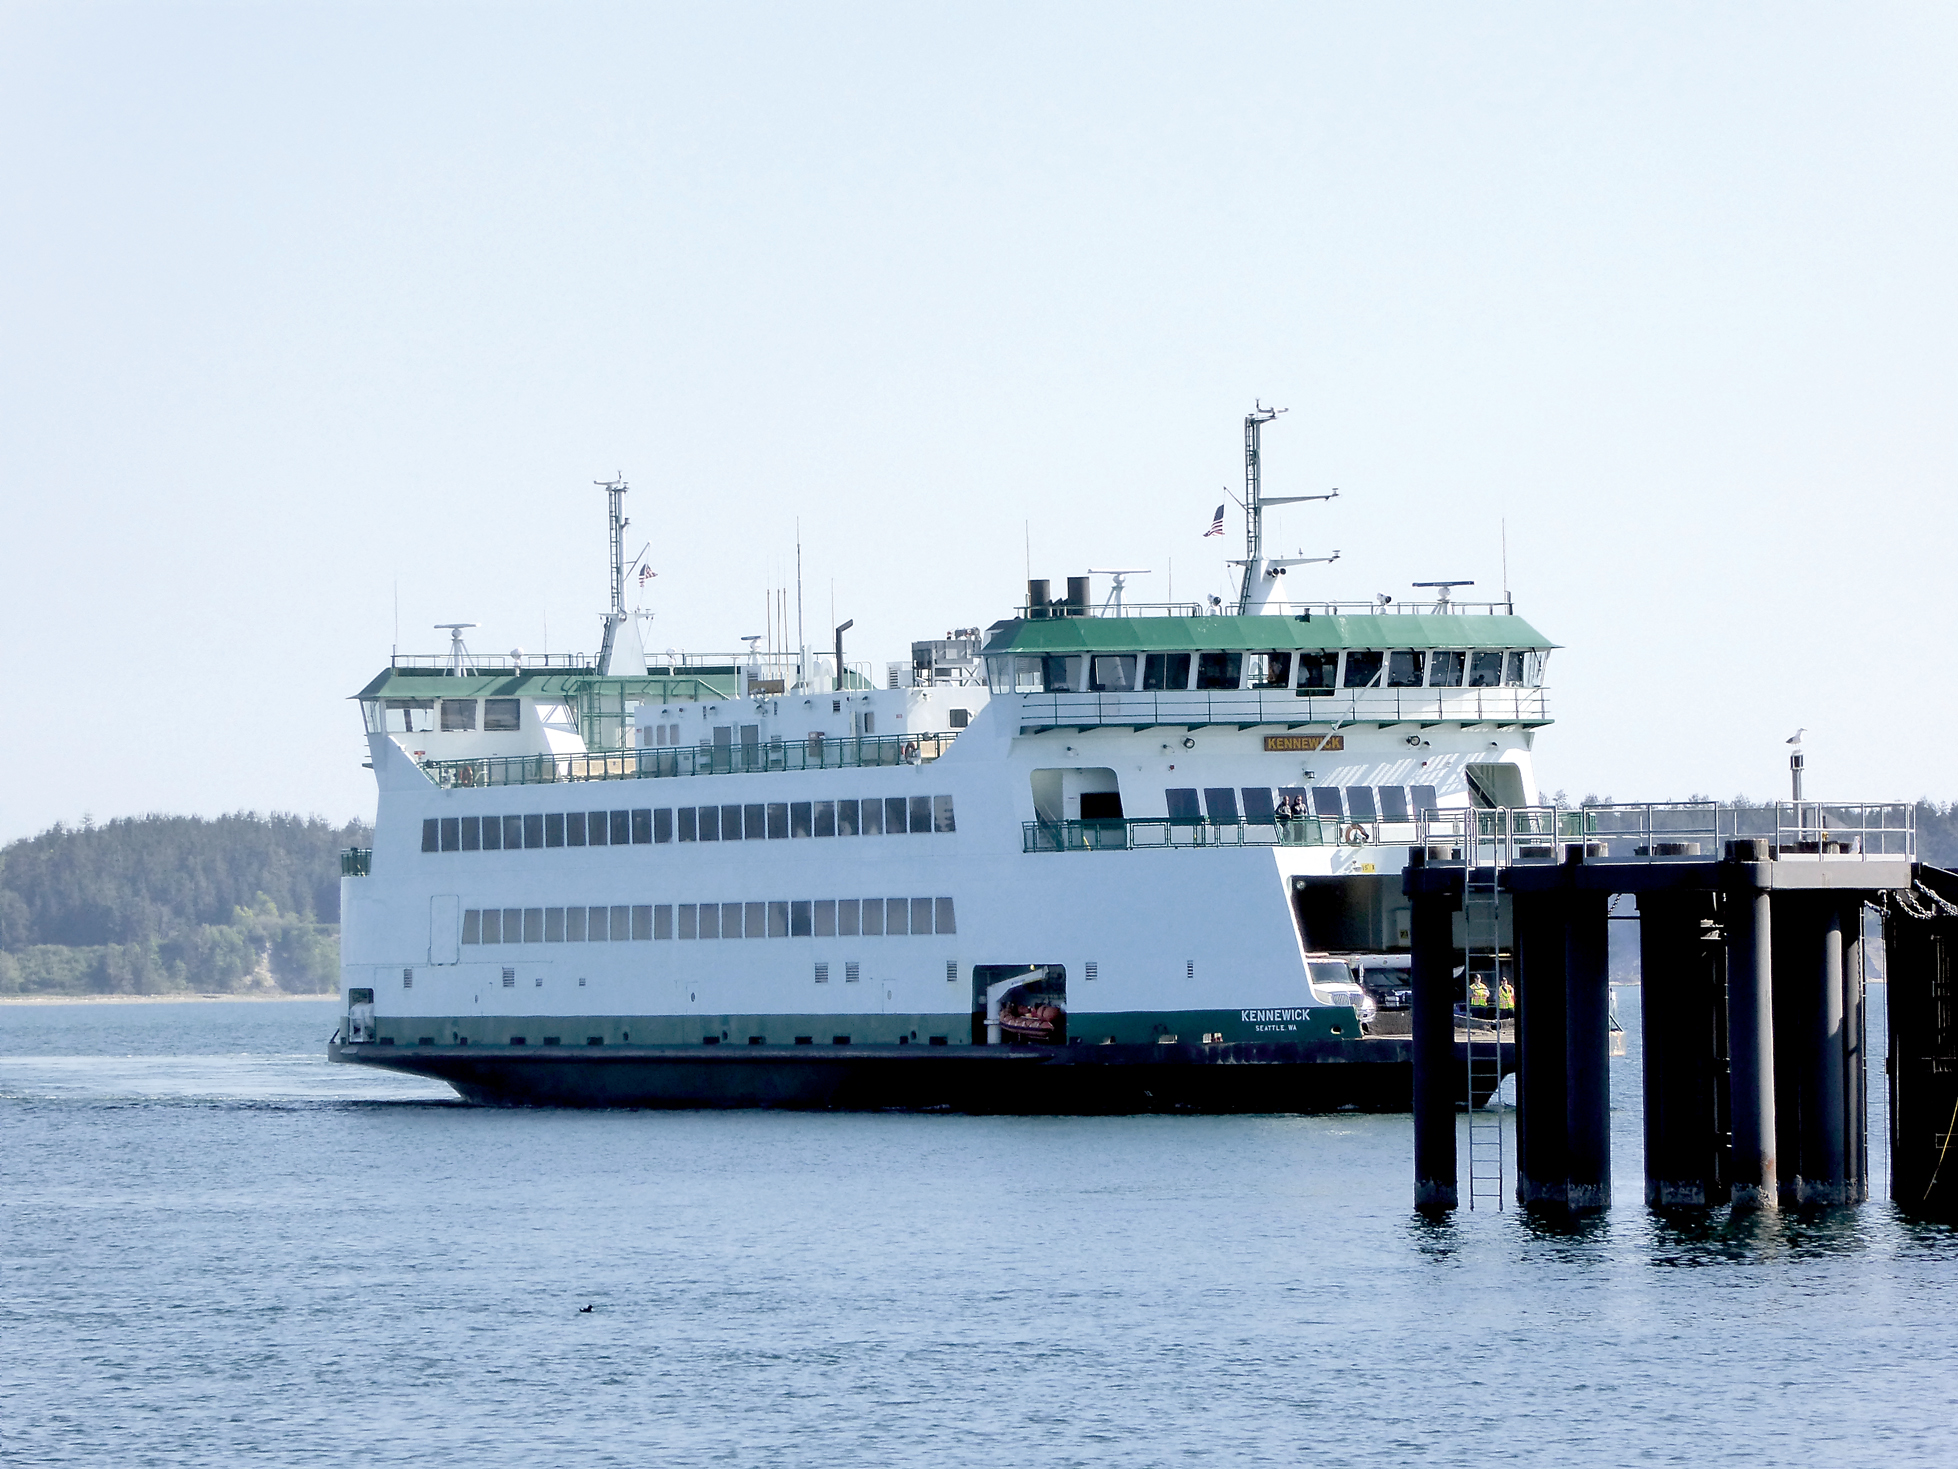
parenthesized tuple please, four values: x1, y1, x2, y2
(1295, 652, 1337, 691)
(1195, 651, 1242, 690)
(439, 700, 476, 732)
(1089, 655, 1137, 692)
(1342, 651, 1383, 688)
(1504, 652, 1528, 687)
(1429, 651, 1465, 687)
(989, 657, 1045, 693)
(484, 699, 522, 731)
(1042, 656, 1081, 692)
(383, 699, 434, 733)
(1387, 651, 1425, 688)
(1142, 652, 1191, 690)
(1250, 652, 1292, 689)
(1468, 651, 1504, 687)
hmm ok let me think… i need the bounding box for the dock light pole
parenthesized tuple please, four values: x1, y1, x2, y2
(833, 620, 853, 692)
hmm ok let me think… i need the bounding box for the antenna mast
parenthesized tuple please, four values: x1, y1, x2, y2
(600, 475, 629, 620)
(1233, 403, 1338, 613)
(1240, 403, 1282, 604)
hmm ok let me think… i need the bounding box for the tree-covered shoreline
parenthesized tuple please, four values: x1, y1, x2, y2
(0, 813, 370, 996)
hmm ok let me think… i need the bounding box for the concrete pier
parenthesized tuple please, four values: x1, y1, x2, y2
(1406, 807, 1918, 1216)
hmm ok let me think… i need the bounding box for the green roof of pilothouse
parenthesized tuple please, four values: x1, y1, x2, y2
(982, 613, 1556, 656)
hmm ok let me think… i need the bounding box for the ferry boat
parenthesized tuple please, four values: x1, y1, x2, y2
(332, 415, 1547, 1109)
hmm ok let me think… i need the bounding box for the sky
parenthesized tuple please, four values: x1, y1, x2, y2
(2, 3, 1953, 842)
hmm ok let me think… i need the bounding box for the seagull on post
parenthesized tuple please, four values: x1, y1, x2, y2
(1786, 728, 1805, 745)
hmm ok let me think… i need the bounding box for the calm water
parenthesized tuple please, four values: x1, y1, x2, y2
(3, 994, 1954, 1468)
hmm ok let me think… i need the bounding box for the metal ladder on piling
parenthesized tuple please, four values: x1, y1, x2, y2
(1464, 808, 1507, 1208)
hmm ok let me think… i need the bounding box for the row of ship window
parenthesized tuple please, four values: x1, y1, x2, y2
(1165, 784, 1441, 823)
(462, 897, 959, 944)
(423, 795, 956, 853)
(991, 650, 1541, 695)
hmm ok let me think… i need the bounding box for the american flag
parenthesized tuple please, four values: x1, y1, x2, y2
(638, 565, 657, 586)
(1203, 504, 1225, 537)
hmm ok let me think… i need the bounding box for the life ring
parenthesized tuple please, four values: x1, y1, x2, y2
(1342, 822, 1368, 845)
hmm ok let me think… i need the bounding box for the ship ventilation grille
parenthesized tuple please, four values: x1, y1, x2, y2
(1085, 962, 1098, 982)
(1186, 961, 1194, 980)
(845, 962, 861, 984)
(402, 968, 414, 989)
(946, 960, 959, 983)
(501, 968, 516, 987)
(814, 963, 829, 984)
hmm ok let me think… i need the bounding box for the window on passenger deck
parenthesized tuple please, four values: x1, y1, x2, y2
(1345, 787, 1378, 821)
(1142, 653, 1191, 691)
(1089, 655, 1137, 692)
(1342, 651, 1383, 688)
(837, 799, 860, 835)
(484, 699, 521, 732)
(544, 813, 564, 847)
(1240, 787, 1276, 824)
(1505, 651, 1529, 686)
(860, 798, 883, 835)
(1468, 651, 1504, 687)
(1203, 788, 1239, 822)
(1378, 786, 1411, 821)
(814, 801, 836, 837)
(885, 797, 908, 834)
(1252, 652, 1292, 689)
(1312, 788, 1345, 820)
(1387, 651, 1425, 687)
(1196, 652, 1242, 689)
(1165, 788, 1201, 821)
(441, 700, 477, 732)
(1429, 651, 1465, 687)
(586, 810, 608, 846)
(1295, 652, 1336, 691)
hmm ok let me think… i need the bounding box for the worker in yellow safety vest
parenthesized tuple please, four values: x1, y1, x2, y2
(1467, 975, 1490, 1008)
(1497, 978, 1516, 1011)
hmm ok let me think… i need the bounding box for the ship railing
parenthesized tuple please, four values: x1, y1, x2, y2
(389, 653, 598, 673)
(341, 847, 372, 876)
(1015, 599, 1521, 620)
(1416, 802, 1915, 864)
(1011, 686, 1549, 729)
(1022, 817, 1336, 853)
(421, 731, 957, 789)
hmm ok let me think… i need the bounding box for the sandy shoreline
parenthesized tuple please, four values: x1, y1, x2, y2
(0, 992, 337, 1006)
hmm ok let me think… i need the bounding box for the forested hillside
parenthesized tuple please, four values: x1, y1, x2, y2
(0, 814, 370, 995)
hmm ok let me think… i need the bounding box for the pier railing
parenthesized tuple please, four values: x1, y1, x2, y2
(1023, 817, 1332, 853)
(421, 732, 957, 790)
(1416, 802, 1915, 864)
(1013, 686, 1549, 731)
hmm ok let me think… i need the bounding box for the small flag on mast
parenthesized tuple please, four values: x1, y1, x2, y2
(1203, 504, 1225, 537)
(638, 565, 657, 586)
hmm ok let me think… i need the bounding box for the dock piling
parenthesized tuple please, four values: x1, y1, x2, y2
(1513, 890, 1569, 1210)
(1409, 871, 1461, 1211)
(1564, 883, 1612, 1211)
(1725, 840, 1778, 1210)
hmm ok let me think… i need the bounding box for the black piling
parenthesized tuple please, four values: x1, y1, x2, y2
(1725, 839, 1777, 1210)
(1637, 891, 1727, 1206)
(1513, 889, 1568, 1209)
(1409, 870, 1461, 1211)
(1564, 881, 1612, 1211)
(1886, 866, 1958, 1218)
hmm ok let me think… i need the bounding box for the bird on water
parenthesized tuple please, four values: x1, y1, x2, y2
(579, 1304, 593, 1313)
